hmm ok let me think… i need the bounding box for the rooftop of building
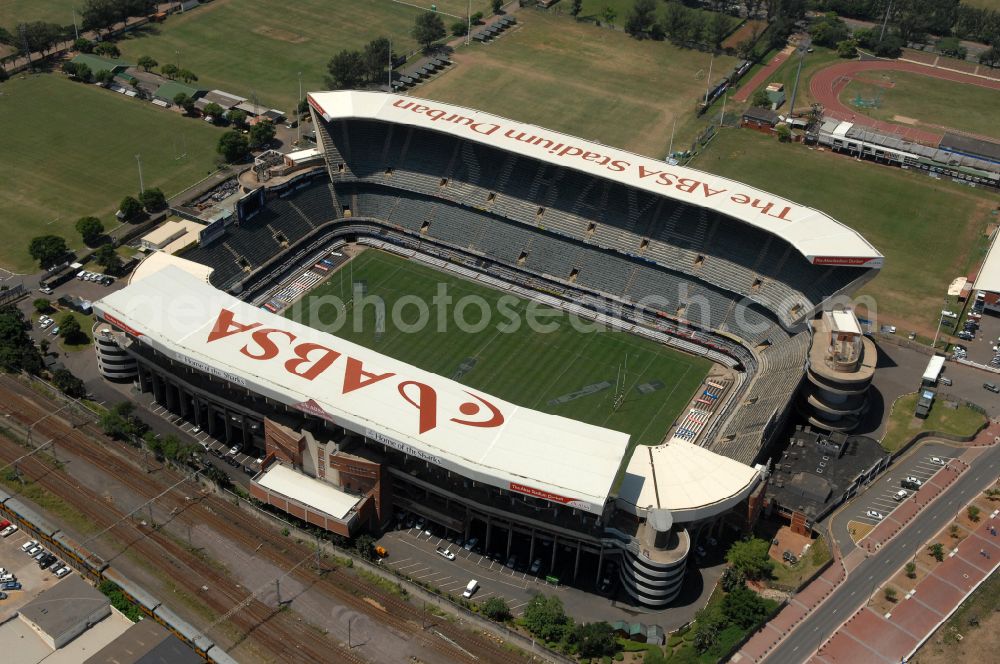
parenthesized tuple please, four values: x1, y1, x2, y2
(766, 428, 887, 522)
(18, 576, 109, 642)
(83, 611, 202, 664)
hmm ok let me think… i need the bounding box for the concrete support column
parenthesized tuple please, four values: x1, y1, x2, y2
(528, 528, 536, 565)
(485, 516, 492, 552)
(192, 397, 202, 428)
(573, 541, 582, 581)
(151, 372, 165, 404)
(223, 410, 233, 444)
(550, 534, 558, 573)
(464, 507, 471, 540)
(137, 366, 151, 393)
(506, 523, 513, 557)
(242, 417, 251, 447)
(596, 544, 604, 585)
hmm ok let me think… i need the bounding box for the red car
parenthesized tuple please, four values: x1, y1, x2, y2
(0, 520, 10, 530)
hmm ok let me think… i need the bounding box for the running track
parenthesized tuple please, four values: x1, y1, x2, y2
(810, 59, 1000, 145)
(732, 46, 793, 103)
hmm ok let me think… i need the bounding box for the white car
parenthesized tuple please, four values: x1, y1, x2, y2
(38, 286, 53, 295)
(0, 525, 17, 537)
(893, 489, 908, 501)
(941, 310, 958, 319)
(904, 476, 922, 487)
(866, 510, 884, 520)
(436, 546, 456, 560)
(930, 456, 946, 466)
(54, 566, 71, 578)
(21, 539, 38, 552)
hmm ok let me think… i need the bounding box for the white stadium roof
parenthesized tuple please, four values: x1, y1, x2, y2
(308, 91, 883, 268)
(95, 266, 630, 514)
(257, 463, 360, 520)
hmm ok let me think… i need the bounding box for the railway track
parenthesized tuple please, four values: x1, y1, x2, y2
(0, 376, 536, 664)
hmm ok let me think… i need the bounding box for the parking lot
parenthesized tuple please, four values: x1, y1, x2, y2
(146, 403, 262, 475)
(842, 446, 956, 535)
(379, 526, 566, 618)
(0, 524, 74, 621)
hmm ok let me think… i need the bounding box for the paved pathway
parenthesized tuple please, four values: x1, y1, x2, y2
(732, 46, 794, 103)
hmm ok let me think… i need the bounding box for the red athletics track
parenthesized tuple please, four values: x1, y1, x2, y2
(810, 59, 1000, 145)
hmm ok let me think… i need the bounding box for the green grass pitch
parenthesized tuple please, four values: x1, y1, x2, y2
(286, 249, 712, 446)
(0, 75, 222, 273)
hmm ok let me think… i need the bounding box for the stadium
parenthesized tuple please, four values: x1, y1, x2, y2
(92, 91, 882, 608)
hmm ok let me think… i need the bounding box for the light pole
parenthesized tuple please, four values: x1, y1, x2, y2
(135, 153, 144, 193)
(931, 298, 948, 349)
(296, 71, 302, 145)
(467, 0, 472, 46)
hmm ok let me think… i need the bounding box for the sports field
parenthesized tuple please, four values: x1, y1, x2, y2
(693, 129, 997, 336)
(116, 0, 425, 111)
(0, 75, 221, 272)
(574, 0, 740, 32)
(419, 10, 736, 156)
(0, 0, 78, 26)
(840, 70, 1000, 141)
(288, 249, 712, 445)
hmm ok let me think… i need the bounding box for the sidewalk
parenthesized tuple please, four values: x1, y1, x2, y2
(732, 46, 793, 103)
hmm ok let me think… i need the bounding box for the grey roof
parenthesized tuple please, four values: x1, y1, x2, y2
(742, 107, 779, 124)
(84, 618, 202, 664)
(940, 133, 1000, 163)
(19, 575, 109, 638)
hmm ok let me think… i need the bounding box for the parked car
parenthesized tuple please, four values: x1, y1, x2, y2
(893, 489, 909, 501)
(435, 546, 456, 561)
(866, 510, 884, 520)
(0, 591, 7, 600)
(901, 477, 922, 490)
(26, 545, 41, 556)
(941, 310, 958, 319)
(0, 573, 14, 583)
(21, 539, 38, 553)
(463, 537, 478, 551)
(2, 581, 22, 591)
(529, 558, 543, 574)
(0, 525, 17, 537)
(984, 383, 1000, 393)
(54, 566, 71, 578)
(49, 325, 60, 336)
(505, 555, 517, 569)
(38, 286, 53, 295)
(930, 456, 946, 465)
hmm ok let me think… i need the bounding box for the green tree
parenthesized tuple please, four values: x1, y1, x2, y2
(249, 119, 276, 149)
(570, 0, 582, 17)
(521, 594, 572, 642)
(884, 586, 898, 602)
(173, 92, 196, 115)
(218, 130, 250, 163)
(0, 307, 45, 374)
(471, 11, 484, 24)
(809, 13, 849, 48)
(202, 101, 225, 122)
(602, 6, 618, 27)
(75, 216, 105, 246)
(480, 596, 511, 622)
(492, 0, 503, 14)
(93, 41, 120, 57)
(228, 109, 248, 128)
(118, 195, 144, 221)
(160, 63, 179, 79)
(354, 533, 376, 560)
(725, 538, 774, 581)
(138, 187, 167, 211)
(137, 54, 157, 71)
(692, 607, 723, 654)
(451, 21, 468, 37)
(625, 0, 657, 37)
(905, 561, 917, 578)
(837, 38, 858, 58)
(33, 298, 52, 314)
(950, 523, 961, 538)
(968, 505, 981, 522)
(775, 123, 792, 142)
(69, 62, 93, 82)
(74, 37, 95, 53)
(721, 586, 769, 629)
(94, 68, 115, 87)
(94, 244, 123, 273)
(52, 368, 86, 398)
(326, 49, 366, 89)
(928, 542, 944, 562)
(58, 312, 82, 339)
(28, 235, 69, 268)
(573, 621, 617, 658)
(177, 68, 198, 83)
(720, 565, 746, 592)
(709, 11, 730, 47)
(751, 88, 771, 108)
(413, 11, 446, 51)
(362, 36, 392, 84)
(663, 1, 689, 41)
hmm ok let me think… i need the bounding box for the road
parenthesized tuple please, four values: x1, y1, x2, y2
(764, 441, 1000, 663)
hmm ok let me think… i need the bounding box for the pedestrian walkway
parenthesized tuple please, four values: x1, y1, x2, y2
(811, 504, 1000, 663)
(732, 46, 793, 103)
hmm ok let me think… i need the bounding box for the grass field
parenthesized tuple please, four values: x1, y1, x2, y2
(961, 0, 1000, 9)
(419, 11, 735, 157)
(0, 0, 78, 27)
(116, 0, 426, 111)
(840, 70, 1000, 141)
(573, 0, 740, 33)
(0, 74, 221, 273)
(692, 129, 997, 336)
(288, 249, 712, 445)
(880, 392, 986, 452)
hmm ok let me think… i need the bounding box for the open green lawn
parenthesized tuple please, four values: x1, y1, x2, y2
(881, 392, 986, 452)
(0, 74, 221, 273)
(0, 0, 78, 27)
(739, 45, 841, 112)
(692, 128, 997, 337)
(961, 0, 1000, 9)
(419, 10, 735, 157)
(287, 249, 711, 445)
(116, 0, 425, 111)
(841, 70, 1000, 141)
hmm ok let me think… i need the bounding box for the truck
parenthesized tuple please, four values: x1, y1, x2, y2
(921, 355, 946, 387)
